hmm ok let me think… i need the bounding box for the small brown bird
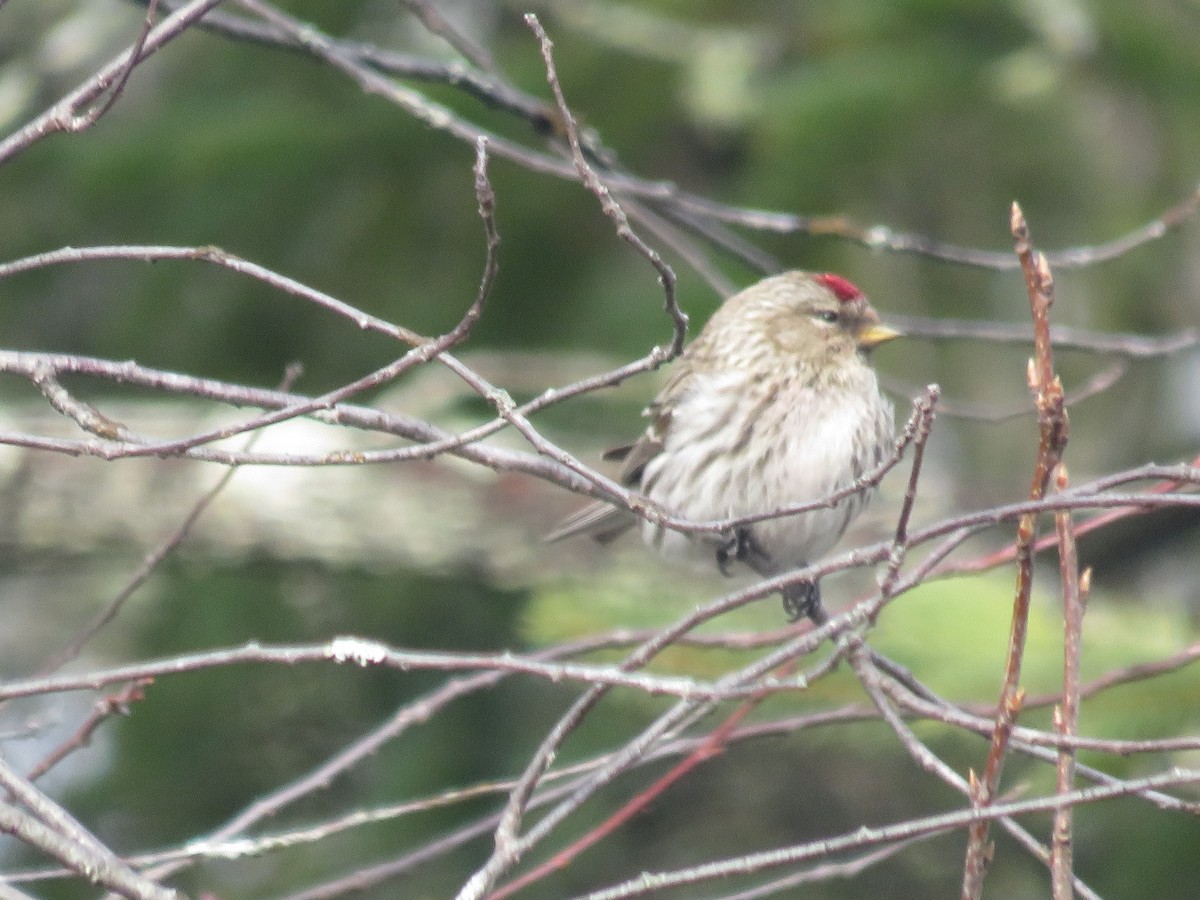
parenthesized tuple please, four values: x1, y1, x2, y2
(547, 270, 899, 622)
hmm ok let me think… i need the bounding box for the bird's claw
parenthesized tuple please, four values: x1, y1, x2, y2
(782, 579, 825, 624)
(716, 527, 754, 576)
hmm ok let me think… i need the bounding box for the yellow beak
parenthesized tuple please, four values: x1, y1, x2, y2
(856, 323, 902, 350)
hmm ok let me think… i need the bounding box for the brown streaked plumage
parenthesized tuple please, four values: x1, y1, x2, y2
(548, 270, 899, 621)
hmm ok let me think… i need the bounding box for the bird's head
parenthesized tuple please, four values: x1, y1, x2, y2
(701, 271, 898, 375)
(689, 270, 900, 384)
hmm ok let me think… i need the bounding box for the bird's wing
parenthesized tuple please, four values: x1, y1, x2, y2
(614, 406, 670, 484)
(544, 403, 672, 545)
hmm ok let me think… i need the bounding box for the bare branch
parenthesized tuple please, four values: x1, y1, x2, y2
(2, 6, 1198, 896)
(0, 758, 178, 899)
(0, 638, 818, 705)
(25, 682, 150, 782)
(398, 0, 497, 74)
(125, 4, 1200, 278)
(963, 205, 1070, 899)
(570, 768, 1200, 900)
(1051, 463, 1090, 899)
(0, 0, 224, 165)
(525, 14, 686, 358)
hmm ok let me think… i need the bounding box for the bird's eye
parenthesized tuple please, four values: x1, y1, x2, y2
(815, 311, 839, 324)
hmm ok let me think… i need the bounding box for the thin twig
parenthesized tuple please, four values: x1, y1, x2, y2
(962, 204, 1069, 899)
(489, 697, 761, 900)
(133, 0, 557, 126)
(398, 0, 498, 74)
(36, 363, 305, 675)
(0, 0, 224, 165)
(850, 649, 1102, 900)
(883, 358, 1127, 423)
(757, 183, 1200, 270)
(129, 638, 619, 885)
(16, 640, 1191, 892)
(0, 758, 178, 899)
(25, 681, 151, 782)
(124, 4, 1200, 280)
(75, 0, 161, 128)
(570, 768, 1200, 900)
(525, 13, 686, 358)
(0, 639, 809, 704)
(880, 678, 1200, 814)
(1051, 464, 1088, 900)
(886, 314, 1199, 357)
(876, 385, 940, 607)
(454, 591, 867, 900)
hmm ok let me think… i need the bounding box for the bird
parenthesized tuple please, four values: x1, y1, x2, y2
(547, 270, 899, 623)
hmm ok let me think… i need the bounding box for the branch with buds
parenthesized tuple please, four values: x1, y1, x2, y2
(1, 6, 1199, 900)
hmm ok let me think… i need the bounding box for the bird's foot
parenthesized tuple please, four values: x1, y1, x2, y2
(782, 579, 827, 625)
(716, 527, 758, 576)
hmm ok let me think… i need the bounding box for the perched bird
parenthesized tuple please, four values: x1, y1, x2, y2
(547, 270, 899, 622)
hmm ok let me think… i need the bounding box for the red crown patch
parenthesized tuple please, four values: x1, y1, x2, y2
(814, 273, 862, 303)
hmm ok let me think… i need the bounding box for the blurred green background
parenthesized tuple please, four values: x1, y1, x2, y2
(0, 1, 1198, 897)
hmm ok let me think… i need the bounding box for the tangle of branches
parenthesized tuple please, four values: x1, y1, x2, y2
(0, 4, 1197, 900)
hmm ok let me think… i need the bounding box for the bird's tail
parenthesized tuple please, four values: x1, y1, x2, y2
(544, 500, 636, 545)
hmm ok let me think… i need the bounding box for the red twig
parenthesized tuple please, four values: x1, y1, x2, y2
(489, 685, 767, 900)
(962, 203, 1069, 899)
(941, 449, 1200, 578)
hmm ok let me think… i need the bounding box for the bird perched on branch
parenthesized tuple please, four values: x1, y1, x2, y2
(547, 270, 899, 623)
